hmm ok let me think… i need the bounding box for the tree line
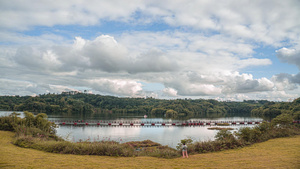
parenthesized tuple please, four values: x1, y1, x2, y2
(0, 92, 299, 119)
(251, 98, 300, 120)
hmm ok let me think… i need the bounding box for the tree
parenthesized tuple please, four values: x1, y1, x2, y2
(271, 113, 293, 126)
(24, 111, 35, 128)
(166, 109, 178, 118)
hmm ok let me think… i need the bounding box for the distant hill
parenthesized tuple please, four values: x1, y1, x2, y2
(0, 92, 298, 119)
(251, 97, 300, 120)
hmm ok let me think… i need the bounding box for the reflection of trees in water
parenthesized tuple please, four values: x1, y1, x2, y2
(46, 111, 264, 122)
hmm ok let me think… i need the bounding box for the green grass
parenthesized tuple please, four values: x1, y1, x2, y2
(1, 131, 299, 169)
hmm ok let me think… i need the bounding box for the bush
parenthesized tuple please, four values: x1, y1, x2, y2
(236, 117, 300, 144)
(165, 109, 178, 118)
(14, 137, 135, 157)
(138, 146, 180, 158)
(189, 133, 244, 154)
(176, 138, 193, 150)
(187, 118, 299, 155)
(0, 111, 57, 136)
(13, 135, 36, 148)
(0, 116, 15, 131)
(215, 129, 235, 141)
(271, 113, 294, 127)
(0, 112, 22, 131)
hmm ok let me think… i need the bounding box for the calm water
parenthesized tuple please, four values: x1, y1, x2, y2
(0, 111, 262, 148)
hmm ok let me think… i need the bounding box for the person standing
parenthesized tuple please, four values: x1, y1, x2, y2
(182, 143, 188, 158)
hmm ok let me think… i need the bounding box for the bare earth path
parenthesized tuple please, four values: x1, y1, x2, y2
(0, 131, 299, 169)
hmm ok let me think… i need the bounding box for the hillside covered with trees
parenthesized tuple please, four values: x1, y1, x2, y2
(251, 98, 300, 120)
(0, 92, 299, 119)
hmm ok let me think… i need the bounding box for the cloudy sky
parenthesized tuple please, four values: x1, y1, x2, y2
(1, 0, 300, 101)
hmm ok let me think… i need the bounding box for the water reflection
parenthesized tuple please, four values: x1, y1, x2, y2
(56, 124, 224, 148)
(0, 111, 261, 149)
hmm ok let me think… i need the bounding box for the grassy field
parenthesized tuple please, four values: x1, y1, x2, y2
(0, 131, 299, 169)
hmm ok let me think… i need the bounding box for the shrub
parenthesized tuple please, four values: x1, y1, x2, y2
(138, 146, 180, 158)
(13, 135, 35, 148)
(126, 140, 161, 148)
(215, 129, 235, 141)
(236, 127, 253, 143)
(0, 112, 22, 131)
(0, 111, 57, 136)
(13, 137, 136, 157)
(192, 140, 216, 153)
(0, 116, 15, 131)
(165, 109, 178, 118)
(271, 113, 294, 127)
(236, 117, 300, 144)
(176, 138, 193, 150)
(189, 132, 245, 155)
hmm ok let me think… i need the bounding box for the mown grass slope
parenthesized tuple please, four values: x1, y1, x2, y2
(0, 131, 299, 169)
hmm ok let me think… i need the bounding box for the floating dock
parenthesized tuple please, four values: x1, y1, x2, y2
(47, 120, 281, 126)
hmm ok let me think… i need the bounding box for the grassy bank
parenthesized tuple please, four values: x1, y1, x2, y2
(1, 131, 299, 169)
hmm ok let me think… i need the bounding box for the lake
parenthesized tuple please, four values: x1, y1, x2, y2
(0, 111, 263, 149)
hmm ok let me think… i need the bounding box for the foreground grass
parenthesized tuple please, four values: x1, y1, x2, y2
(0, 131, 299, 169)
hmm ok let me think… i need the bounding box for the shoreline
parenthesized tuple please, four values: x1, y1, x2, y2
(1, 131, 299, 168)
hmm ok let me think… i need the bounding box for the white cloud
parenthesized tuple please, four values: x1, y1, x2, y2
(272, 73, 300, 90)
(221, 73, 275, 93)
(87, 78, 143, 97)
(7, 35, 178, 74)
(0, 31, 66, 46)
(221, 94, 251, 102)
(0, 0, 300, 101)
(13, 46, 62, 72)
(0, 30, 296, 100)
(237, 58, 272, 69)
(220, 90, 298, 102)
(119, 31, 271, 75)
(163, 87, 178, 97)
(0, 78, 76, 96)
(276, 47, 300, 69)
(264, 90, 299, 101)
(1, 0, 299, 46)
(161, 71, 276, 96)
(0, 1, 145, 30)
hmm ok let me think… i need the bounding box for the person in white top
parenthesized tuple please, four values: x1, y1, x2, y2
(182, 143, 188, 158)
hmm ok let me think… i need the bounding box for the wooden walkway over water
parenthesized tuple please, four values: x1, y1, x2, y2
(48, 120, 280, 126)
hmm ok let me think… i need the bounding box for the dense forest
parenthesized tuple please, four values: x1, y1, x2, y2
(0, 92, 299, 120)
(251, 98, 300, 120)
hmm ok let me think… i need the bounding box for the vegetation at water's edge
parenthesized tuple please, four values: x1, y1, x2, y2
(1, 92, 300, 119)
(0, 111, 299, 159)
(185, 115, 300, 155)
(0, 93, 299, 158)
(1, 131, 299, 168)
(251, 98, 300, 119)
(0, 111, 181, 158)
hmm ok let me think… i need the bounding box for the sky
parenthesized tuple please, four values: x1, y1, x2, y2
(0, 0, 300, 101)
